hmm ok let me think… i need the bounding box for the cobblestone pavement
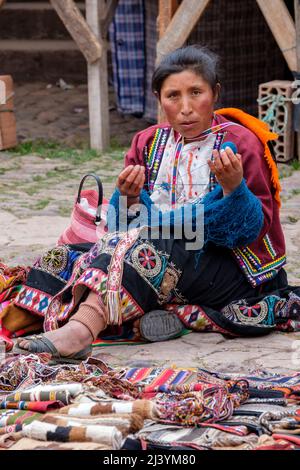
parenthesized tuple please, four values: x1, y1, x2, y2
(1, 151, 299, 373)
(0, 151, 123, 265)
(14, 82, 150, 147)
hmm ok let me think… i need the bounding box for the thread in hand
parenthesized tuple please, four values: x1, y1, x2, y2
(220, 142, 237, 154)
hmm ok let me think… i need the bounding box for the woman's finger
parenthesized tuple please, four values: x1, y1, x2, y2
(125, 165, 141, 185)
(227, 150, 242, 171)
(138, 167, 146, 188)
(128, 169, 142, 188)
(134, 169, 145, 191)
(208, 160, 221, 179)
(207, 159, 217, 173)
(122, 166, 141, 191)
(117, 166, 141, 194)
(213, 153, 223, 173)
(219, 149, 232, 170)
(118, 165, 134, 183)
(117, 166, 135, 190)
(124, 167, 146, 197)
(128, 166, 145, 186)
(222, 146, 235, 159)
(212, 149, 219, 161)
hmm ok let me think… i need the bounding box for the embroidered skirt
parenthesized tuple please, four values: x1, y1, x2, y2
(14, 230, 295, 335)
(15, 230, 185, 331)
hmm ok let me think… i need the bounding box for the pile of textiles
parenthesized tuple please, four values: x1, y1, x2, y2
(0, 263, 37, 351)
(0, 354, 156, 450)
(129, 368, 300, 450)
(1, 354, 300, 450)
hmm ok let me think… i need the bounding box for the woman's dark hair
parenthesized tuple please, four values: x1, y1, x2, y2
(152, 45, 220, 97)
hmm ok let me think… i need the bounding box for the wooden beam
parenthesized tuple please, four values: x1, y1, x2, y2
(157, 0, 211, 63)
(86, 0, 110, 150)
(157, 0, 178, 123)
(256, 0, 297, 71)
(158, 0, 178, 38)
(101, 0, 119, 38)
(50, 0, 102, 64)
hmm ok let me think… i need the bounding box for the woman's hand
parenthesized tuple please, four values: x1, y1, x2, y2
(117, 165, 145, 206)
(208, 147, 243, 196)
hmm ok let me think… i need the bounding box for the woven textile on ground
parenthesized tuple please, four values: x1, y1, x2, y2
(1, 354, 300, 450)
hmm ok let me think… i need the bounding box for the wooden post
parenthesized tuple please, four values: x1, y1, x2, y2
(0, 1, 6, 10)
(295, 0, 300, 159)
(50, 0, 102, 64)
(256, 0, 297, 72)
(158, 0, 178, 38)
(86, 0, 110, 151)
(157, 0, 211, 64)
(101, 0, 119, 37)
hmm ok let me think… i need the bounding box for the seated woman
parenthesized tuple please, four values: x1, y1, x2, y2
(14, 45, 297, 360)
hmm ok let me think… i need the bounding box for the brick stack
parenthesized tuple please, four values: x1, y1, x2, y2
(258, 80, 295, 162)
(258, 80, 294, 163)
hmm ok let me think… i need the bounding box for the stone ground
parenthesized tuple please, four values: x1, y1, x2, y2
(14, 81, 150, 147)
(1, 82, 300, 374)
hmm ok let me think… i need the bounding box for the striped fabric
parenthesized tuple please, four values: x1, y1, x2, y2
(21, 421, 123, 448)
(109, 0, 290, 120)
(109, 0, 145, 115)
(124, 367, 221, 394)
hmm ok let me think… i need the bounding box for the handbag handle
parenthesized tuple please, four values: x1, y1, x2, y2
(77, 173, 103, 224)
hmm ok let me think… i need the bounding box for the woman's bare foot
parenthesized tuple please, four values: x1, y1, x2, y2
(16, 320, 93, 356)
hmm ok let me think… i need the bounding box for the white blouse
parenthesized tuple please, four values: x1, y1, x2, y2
(150, 128, 216, 211)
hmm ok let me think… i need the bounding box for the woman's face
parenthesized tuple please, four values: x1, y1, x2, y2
(159, 70, 219, 138)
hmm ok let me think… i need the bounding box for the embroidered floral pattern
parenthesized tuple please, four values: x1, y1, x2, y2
(131, 243, 162, 278)
(39, 246, 69, 275)
(158, 264, 182, 305)
(221, 296, 280, 326)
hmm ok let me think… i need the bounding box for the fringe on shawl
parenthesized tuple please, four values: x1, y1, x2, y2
(105, 228, 142, 325)
(215, 108, 281, 207)
(106, 290, 122, 325)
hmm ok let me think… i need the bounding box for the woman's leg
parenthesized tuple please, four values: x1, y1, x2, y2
(17, 290, 107, 355)
(16, 234, 177, 353)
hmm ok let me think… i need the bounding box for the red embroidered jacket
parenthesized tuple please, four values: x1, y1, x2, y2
(124, 108, 286, 287)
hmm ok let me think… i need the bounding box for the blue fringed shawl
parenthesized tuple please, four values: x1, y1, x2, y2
(107, 180, 263, 251)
